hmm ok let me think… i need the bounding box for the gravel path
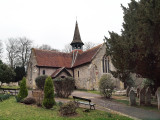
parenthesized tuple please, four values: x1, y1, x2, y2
(72, 91, 160, 120)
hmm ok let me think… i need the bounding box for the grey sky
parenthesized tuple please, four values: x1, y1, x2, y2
(0, 0, 131, 53)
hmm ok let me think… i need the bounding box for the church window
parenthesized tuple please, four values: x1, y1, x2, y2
(43, 70, 45, 75)
(103, 55, 110, 73)
(78, 71, 79, 77)
(61, 76, 65, 78)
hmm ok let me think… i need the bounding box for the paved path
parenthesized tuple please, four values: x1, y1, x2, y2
(72, 91, 160, 120)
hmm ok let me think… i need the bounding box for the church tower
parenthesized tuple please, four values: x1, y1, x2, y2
(70, 21, 84, 51)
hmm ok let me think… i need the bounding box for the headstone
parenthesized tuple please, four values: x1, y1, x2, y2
(139, 87, 146, 105)
(137, 88, 140, 98)
(155, 90, 157, 99)
(157, 87, 160, 110)
(126, 86, 130, 97)
(32, 90, 44, 105)
(129, 89, 136, 106)
(145, 87, 151, 106)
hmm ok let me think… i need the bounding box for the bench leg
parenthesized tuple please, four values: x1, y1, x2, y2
(90, 105, 95, 110)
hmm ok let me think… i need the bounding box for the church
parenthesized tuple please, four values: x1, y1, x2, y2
(26, 21, 124, 90)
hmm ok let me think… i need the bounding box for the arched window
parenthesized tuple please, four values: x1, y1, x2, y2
(42, 70, 45, 75)
(61, 76, 65, 78)
(102, 55, 110, 73)
(78, 71, 79, 78)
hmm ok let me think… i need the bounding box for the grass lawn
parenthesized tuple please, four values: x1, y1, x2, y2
(0, 86, 20, 89)
(76, 89, 100, 95)
(112, 95, 160, 112)
(0, 97, 133, 120)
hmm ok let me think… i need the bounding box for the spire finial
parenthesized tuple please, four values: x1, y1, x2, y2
(76, 16, 78, 24)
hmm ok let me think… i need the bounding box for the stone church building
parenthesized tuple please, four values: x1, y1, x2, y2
(26, 21, 124, 90)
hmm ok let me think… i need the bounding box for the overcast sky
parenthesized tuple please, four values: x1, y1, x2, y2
(0, 0, 131, 55)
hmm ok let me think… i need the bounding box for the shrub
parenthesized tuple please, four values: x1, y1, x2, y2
(54, 77, 75, 98)
(59, 101, 77, 116)
(0, 94, 10, 102)
(17, 77, 28, 102)
(99, 75, 114, 99)
(15, 96, 22, 102)
(23, 97, 36, 104)
(142, 78, 154, 88)
(43, 76, 55, 109)
(35, 75, 48, 90)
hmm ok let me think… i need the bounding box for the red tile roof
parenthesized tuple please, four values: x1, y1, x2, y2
(73, 44, 102, 67)
(51, 67, 64, 78)
(33, 49, 72, 68)
(32, 44, 102, 68)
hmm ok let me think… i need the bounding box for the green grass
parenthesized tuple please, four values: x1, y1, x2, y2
(1, 86, 20, 89)
(112, 95, 160, 112)
(76, 89, 100, 95)
(113, 99, 130, 105)
(0, 97, 133, 120)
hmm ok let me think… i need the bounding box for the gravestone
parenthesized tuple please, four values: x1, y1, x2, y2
(155, 90, 157, 99)
(126, 86, 130, 97)
(32, 90, 44, 105)
(137, 88, 140, 98)
(157, 87, 160, 110)
(139, 87, 146, 105)
(129, 89, 136, 106)
(145, 87, 151, 106)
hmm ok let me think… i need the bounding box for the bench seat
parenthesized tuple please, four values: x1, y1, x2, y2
(73, 96, 95, 110)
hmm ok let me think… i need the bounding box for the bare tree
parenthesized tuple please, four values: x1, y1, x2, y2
(62, 44, 72, 53)
(6, 37, 33, 68)
(39, 44, 59, 51)
(83, 42, 96, 51)
(17, 37, 33, 67)
(6, 38, 19, 68)
(0, 40, 3, 59)
(39, 44, 52, 50)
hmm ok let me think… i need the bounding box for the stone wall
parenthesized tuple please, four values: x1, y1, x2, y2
(74, 44, 123, 90)
(26, 50, 74, 89)
(26, 49, 39, 89)
(74, 64, 91, 90)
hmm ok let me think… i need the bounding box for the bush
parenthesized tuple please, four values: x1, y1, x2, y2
(15, 96, 22, 102)
(17, 77, 28, 102)
(99, 75, 114, 99)
(142, 78, 154, 88)
(0, 94, 10, 102)
(54, 77, 75, 98)
(35, 75, 48, 90)
(23, 97, 36, 104)
(59, 101, 77, 116)
(43, 76, 55, 109)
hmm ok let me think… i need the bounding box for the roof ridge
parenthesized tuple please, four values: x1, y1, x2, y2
(33, 48, 72, 54)
(82, 44, 102, 54)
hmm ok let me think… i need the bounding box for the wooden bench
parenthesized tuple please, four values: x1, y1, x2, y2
(73, 96, 95, 110)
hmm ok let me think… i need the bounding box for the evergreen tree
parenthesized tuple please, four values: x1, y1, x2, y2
(0, 61, 16, 86)
(14, 66, 26, 82)
(17, 77, 28, 101)
(106, 0, 160, 90)
(43, 76, 55, 109)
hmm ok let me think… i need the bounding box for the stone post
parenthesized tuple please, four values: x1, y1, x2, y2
(156, 87, 160, 110)
(126, 86, 130, 97)
(139, 87, 146, 105)
(129, 89, 136, 106)
(145, 87, 151, 106)
(137, 88, 140, 98)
